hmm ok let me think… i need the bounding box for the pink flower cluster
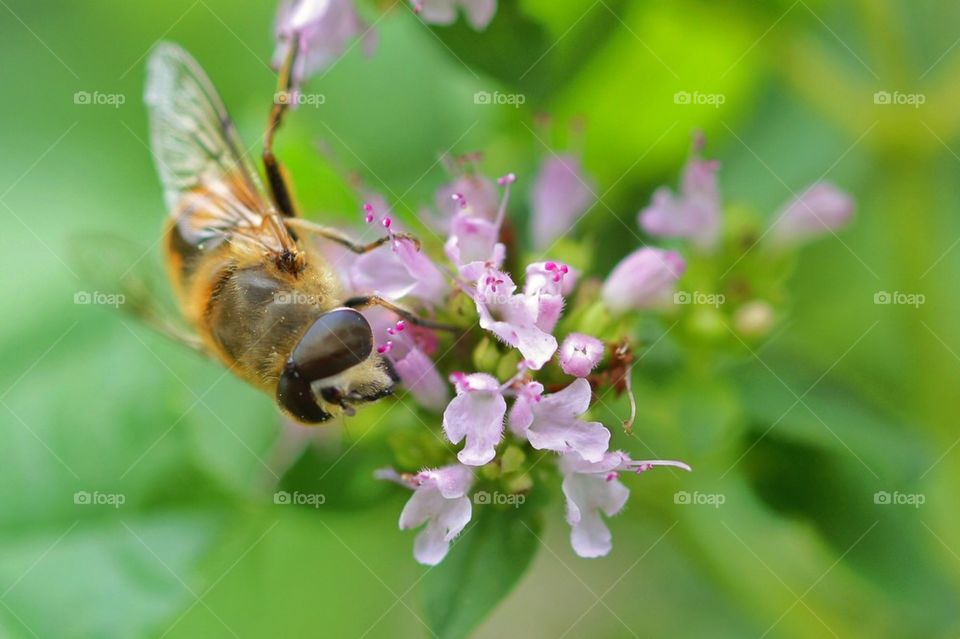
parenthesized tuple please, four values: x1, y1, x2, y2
(347, 161, 690, 564)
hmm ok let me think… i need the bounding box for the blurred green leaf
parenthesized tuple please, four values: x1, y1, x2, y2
(421, 503, 543, 639)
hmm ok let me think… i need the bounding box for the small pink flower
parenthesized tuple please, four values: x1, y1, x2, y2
(508, 378, 610, 462)
(350, 237, 449, 306)
(638, 134, 721, 250)
(376, 465, 474, 565)
(443, 172, 514, 271)
(369, 310, 448, 412)
(522, 261, 575, 334)
(601, 248, 686, 313)
(560, 451, 690, 558)
(768, 182, 854, 247)
(436, 174, 499, 223)
(559, 333, 604, 378)
(529, 154, 594, 250)
(467, 268, 558, 370)
(411, 0, 497, 30)
(443, 373, 507, 465)
(444, 214, 505, 269)
(394, 347, 449, 412)
(274, 0, 375, 92)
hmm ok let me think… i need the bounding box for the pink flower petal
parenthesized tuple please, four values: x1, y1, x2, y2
(559, 333, 604, 378)
(601, 248, 686, 313)
(529, 154, 593, 250)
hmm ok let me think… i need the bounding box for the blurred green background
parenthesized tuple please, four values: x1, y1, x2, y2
(2, 0, 959, 637)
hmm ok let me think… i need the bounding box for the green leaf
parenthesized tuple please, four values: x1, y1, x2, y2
(421, 504, 543, 639)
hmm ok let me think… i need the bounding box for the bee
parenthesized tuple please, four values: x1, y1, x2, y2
(136, 42, 441, 423)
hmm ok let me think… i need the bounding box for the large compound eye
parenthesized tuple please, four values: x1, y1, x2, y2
(289, 308, 374, 381)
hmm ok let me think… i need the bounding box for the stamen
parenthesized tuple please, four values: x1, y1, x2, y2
(451, 192, 467, 210)
(363, 203, 375, 224)
(605, 472, 619, 482)
(494, 173, 515, 227)
(382, 216, 392, 229)
(377, 341, 393, 354)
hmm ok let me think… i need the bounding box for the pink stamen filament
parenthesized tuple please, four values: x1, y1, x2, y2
(494, 173, 515, 227)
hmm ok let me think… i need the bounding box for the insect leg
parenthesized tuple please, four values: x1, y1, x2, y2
(284, 218, 421, 253)
(343, 295, 458, 332)
(262, 34, 299, 218)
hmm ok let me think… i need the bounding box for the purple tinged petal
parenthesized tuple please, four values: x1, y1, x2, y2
(769, 182, 854, 247)
(436, 174, 499, 222)
(444, 215, 503, 268)
(562, 472, 629, 558)
(350, 237, 449, 306)
(274, 0, 372, 90)
(392, 464, 474, 565)
(529, 154, 593, 249)
(559, 333, 605, 378)
(470, 268, 557, 369)
(508, 381, 541, 437)
(524, 261, 578, 297)
(394, 348, 449, 412)
(414, 0, 497, 30)
(638, 144, 722, 250)
(519, 379, 610, 461)
(462, 0, 497, 29)
(558, 451, 690, 558)
(442, 373, 506, 466)
(601, 248, 686, 313)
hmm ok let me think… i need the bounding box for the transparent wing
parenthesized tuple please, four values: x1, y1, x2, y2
(69, 233, 210, 357)
(144, 42, 293, 253)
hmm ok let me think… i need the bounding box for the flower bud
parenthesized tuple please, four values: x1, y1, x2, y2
(601, 248, 686, 313)
(529, 154, 593, 250)
(559, 333, 604, 378)
(768, 182, 854, 247)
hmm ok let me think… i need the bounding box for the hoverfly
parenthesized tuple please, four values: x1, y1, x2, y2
(131, 42, 443, 423)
